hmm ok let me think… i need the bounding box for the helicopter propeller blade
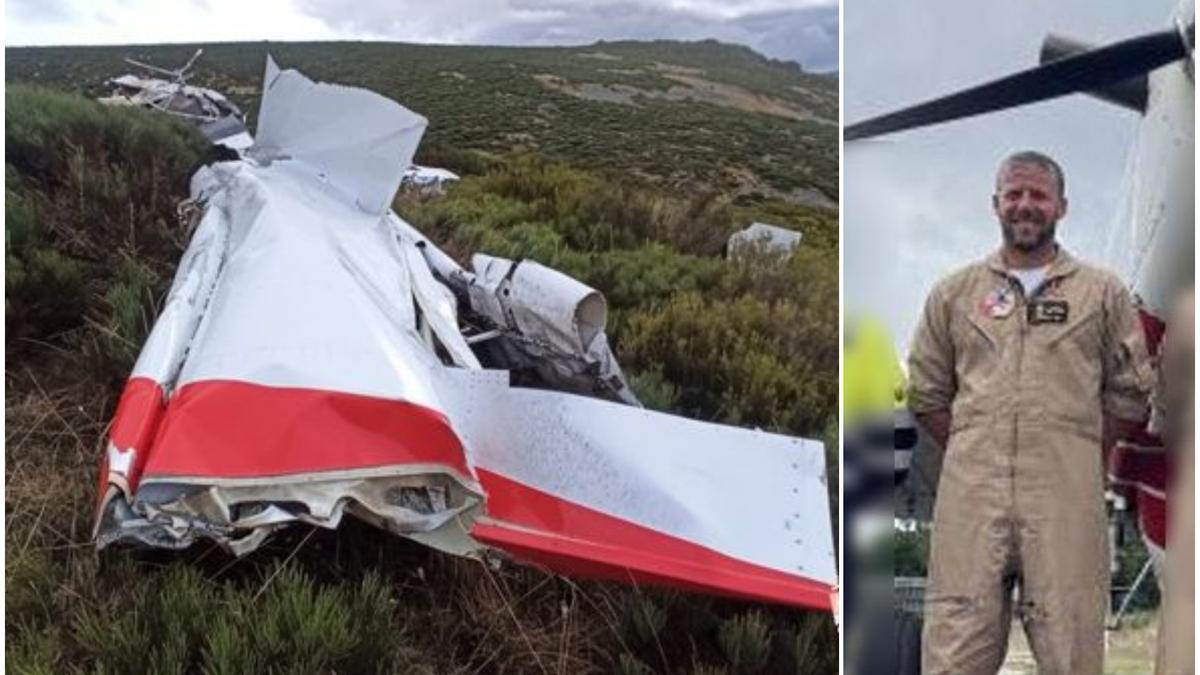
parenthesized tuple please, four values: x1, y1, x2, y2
(845, 23, 1194, 141)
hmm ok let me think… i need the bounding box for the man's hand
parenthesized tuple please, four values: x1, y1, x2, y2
(915, 410, 952, 451)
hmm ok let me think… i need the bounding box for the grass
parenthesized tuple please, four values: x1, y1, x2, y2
(999, 614, 1157, 675)
(5, 64, 837, 673)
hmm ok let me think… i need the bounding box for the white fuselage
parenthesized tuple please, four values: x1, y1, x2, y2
(1129, 6, 1195, 315)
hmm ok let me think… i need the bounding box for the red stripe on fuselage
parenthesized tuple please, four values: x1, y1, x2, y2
(104, 377, 168, 493)
(138, 379, 471, 479)
(471, 468, 834, 610)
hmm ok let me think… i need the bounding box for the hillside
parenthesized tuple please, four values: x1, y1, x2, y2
(5, 40, 838, 674)
(6, 39, 837, 204)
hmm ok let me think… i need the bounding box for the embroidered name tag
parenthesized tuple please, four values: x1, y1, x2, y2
(1028, 300, 1069, 324)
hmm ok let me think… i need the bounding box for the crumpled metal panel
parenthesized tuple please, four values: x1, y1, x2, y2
(465, 253, 637, 404)
(469, 254, 606, 355)
(249, 55, 427, 216)
(98, 469, 482, 557)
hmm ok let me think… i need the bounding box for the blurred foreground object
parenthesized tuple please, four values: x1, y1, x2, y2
(843, 315, 919, 673)
(1155, 288, 1193, 675)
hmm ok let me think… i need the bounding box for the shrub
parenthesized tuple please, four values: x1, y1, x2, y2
(72, 563, 411, 675)
(5, 85, 205, 365)
(627, 367, 680, 412)
(716, 611, 771, 674)
(624, 593, 668, 646)
(791, 613, 836, 675)
(618, 652, 656, 675)
(6, 549, 61, 635)
(620, 291, 834, 437)
(82, 255, 163, 382)
(74, 565, 218, 675)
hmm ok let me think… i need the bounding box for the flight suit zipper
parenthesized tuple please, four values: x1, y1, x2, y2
(1012, 277, 1025, 502)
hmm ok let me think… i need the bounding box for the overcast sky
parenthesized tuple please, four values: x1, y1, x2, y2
(5, 0, 839, 71)
(844, 0, 1177, 352)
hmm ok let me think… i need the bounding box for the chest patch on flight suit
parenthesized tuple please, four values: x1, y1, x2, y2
(1028, 300, 1069, 324)
(979, 287, 1016, 319)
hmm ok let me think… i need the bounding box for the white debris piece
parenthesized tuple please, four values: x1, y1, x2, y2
(403, 165, 460, 187)
(727, 221, 803, 258)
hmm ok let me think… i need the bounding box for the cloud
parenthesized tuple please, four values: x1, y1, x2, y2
(6, 0, 345, 46)
(7, 0, 74, 21)
(6, 0, 837, 71)
(292, 0, 839, 70)
(729, 7, 838, 71)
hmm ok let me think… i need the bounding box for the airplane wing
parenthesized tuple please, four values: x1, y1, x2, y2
(93, 57, 837, 611)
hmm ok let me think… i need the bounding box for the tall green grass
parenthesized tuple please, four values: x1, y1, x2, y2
(5, 85, 207, 373)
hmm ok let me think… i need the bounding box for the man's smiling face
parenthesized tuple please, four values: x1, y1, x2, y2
(993, 162, 1067, 253)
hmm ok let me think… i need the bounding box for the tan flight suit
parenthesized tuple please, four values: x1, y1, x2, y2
(1155, 289, 1193, 675)
(908, 248, 1154, 675)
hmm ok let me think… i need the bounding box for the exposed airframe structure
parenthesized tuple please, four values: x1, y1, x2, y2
(93, 57, 837, 612)
(99, 50, 252, 150)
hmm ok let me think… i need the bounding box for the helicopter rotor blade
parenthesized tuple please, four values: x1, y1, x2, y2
(178, 48, 204, 78)
(845, 24, 1194, 141)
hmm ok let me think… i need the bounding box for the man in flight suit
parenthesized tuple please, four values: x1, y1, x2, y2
(908, 151, 1154, 674)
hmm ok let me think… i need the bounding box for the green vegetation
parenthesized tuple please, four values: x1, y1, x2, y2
(717, 611, 772, 673)
(5, 44, 837, 674)
(6, 39, 836, 199)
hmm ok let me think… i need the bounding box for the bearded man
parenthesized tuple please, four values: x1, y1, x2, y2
(907, 150, 1155, 674)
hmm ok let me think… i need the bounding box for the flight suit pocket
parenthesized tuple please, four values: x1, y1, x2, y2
(950, 307, 1003, 395)
(951, 306, 999, 351)
(1037, 306, 1104, 432)
(1042, 305, 1099, 351)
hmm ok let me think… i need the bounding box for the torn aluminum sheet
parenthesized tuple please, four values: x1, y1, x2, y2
(727, 221, 803, 258)
(250, 54, 426, 216)
(391, 220, 638, 405)
(94, 56, 837, 611)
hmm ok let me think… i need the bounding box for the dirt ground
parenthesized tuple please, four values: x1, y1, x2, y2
(999, 613, 1157, 674)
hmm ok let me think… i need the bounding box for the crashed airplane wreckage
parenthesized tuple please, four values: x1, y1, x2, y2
(93, 57, 837, 611)
(100, 49, 252, 150)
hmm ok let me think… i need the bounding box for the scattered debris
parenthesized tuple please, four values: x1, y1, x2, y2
(99, 49, 251, 150)
(727, 221, 804, 258)
(401, 165, 460, 192)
